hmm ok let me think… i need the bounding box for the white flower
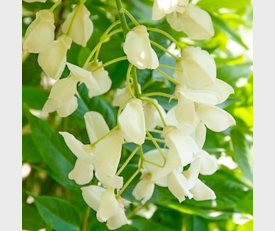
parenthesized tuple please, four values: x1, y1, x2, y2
(81, 186, 128, 230)
(197, 104, 236, 132)
(175, 47, 216, 89)
(93, 130, 124, 177)
(190, 179, 216, 201)
(38, 35, 72, 80)
(143, 99, 166, 130)
(162, 126, 199, 168)
(112, 85, 141, 107)
(167, 4, 214, 40)
(23, 9, 55, 53)
(42, 77, 78, 117)
(62, 5, 94, 47)
(123, 25, 159, 70)
(85, 60, 112, 97)
(95, 171, 123, 189)
(118, 99, 146, 145)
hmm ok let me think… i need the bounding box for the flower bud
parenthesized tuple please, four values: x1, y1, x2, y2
(152, 0, 178, 20)
(197, 104, 236, 132)
(167, 4, 214, 40)
(123, 25, 159, 70)
(38, 35, 72, 79)
(23, 9, 55, 53)
(118, 99, 146, 145)
(62, 5, 94, 47)
(176, 47, 216, 89)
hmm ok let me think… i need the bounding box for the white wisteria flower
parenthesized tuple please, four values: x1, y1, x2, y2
(43, 63, 100, 117)
(38, 34, 72, 80)
(23, 9, 55, 53)
(82, 186, 129, 230)
(123, 25, 159, 70)
(162, 126, 199, 168)
(118, 98, 146, 145)
(167, 4, 214, 40)
(62, 5, 94, 47)
(85, 60, 112, 97)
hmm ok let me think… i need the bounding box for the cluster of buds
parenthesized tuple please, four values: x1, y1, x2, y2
(23, 0, 236, 230)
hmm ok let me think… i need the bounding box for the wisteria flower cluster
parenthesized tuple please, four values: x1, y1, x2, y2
(23, 0, 236, 230)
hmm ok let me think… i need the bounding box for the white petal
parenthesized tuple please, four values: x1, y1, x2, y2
(175, 93, 196, 126)
(97, 190, 119, 222)
(198, 150, 218, 175)
(163, 127, 199, 168)
(168, 170, 193, 203)
(152, 0, 178, 20)
(113, 87, 132, 107)
(56, 96, 78, 117)
(132, 180, 155, 204)
(143, 99, 166, 129)
(106, 207, 128, 230)
(94, 131, 124, 177)
(143, 149, 168, 174)
(43, 98, 58, 113)
(38, 35, 72, 79)
(203, 79, 234, 104)
(123, 25, 159, 70)
(177, 47, 216, 89)
(96, 170, 123, 189)
(86, 61, 112, 97)
(69, 159, 94, 185)
(190, 179, 216, 201)
(84, 111, 110, 144)
(118, 99, 146, 145)
(59, 132, 94, 163)
(81, 185, 105, 211)
(197, 105, 236, 132)
(177, 4, 214, 40)
(61, 5, 93, 47)
(67, 62, 100, 93)
(193, 121, 206, 149)
(185, 157, 201, 189)
(23, 9, 55, 53)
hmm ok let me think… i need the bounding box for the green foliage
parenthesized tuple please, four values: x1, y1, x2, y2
(22, 0, 253, 230)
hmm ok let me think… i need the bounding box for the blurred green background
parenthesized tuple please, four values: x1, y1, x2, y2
(22, 0, 253, 230)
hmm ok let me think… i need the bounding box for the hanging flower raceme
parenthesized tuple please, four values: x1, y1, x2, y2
(166, 4, 214, 40)
(123, 25, 159, 70)
(23, 9, 55, 53)
(38, 35, 72, 80)
(62, 5, 94, 47)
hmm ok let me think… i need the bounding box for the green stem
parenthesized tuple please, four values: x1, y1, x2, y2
(159, 64, 183, 72)
(141, 98, 167, 127)
(120, 8, 139, 26)
(50, 0, 62, 12)
(146, 131, 167, 161)
(141, 92, 174, 99)
(117, 97, 133, 118)
(145, 137, 166, 144)
(91, 56, 127, 72)
(116, 146, 139, 176)
(156, 68, 180, 85)
(148, 129, 163, 134)
(90, 126, 119, 147)
(139, 146, 144, 168)
(115, 0, 129, 37)
(150, 40, 179, 60)
(117, 168, 141, 196)
(144, 159, 163, 168)
(147, 27, 184, 48)
(82, 207, 91, 231)
(132, 67, 140, 97)
(126, 64, 135, 98)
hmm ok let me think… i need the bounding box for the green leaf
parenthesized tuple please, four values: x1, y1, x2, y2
(25, 108, 78, 189)
(22, 135, 44, 163)
(189, 216, 209, 231)
(34, 195, 81, 231)
(231, 128, 253, 182)
(132, 218, 176, 231)
(212, 15, 248, 49)
(22, 54, 42, 86)
(22, 204, 46, 230)
(22, 86, 48, 110)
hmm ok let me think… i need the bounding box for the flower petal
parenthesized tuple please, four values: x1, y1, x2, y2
(106, 207, 128, 230)
(96, 170, 123, 189)
(84, 111, 110, 144)
(56, 96, 78, 117)
(132, 180, 155, 204)
(175, 93, 196, 126)
(198, 150, 218, 175)
(118, 99, 146, 145)
(123, 25, 159, 69)
(59, 132, 94, 163)
(197, 105, 236, 132)
(69, 158, 94, 185)
(190, 179, 216, 201)
(152, 0, 178, 20)
(81, 185, 105, 211)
